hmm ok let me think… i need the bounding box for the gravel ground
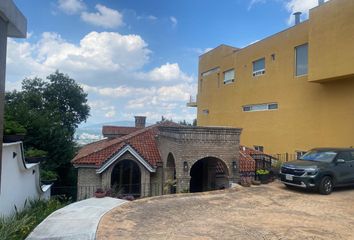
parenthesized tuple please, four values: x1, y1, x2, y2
(97, 181, 354, 240)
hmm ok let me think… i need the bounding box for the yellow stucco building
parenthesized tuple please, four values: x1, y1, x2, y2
(193, 0, 354, 155)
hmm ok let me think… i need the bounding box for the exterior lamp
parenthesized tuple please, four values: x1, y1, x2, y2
(183, 161, 189, 172)
(232, 161, 237, 171)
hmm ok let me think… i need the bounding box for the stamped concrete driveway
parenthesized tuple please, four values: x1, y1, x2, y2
(97, 181, 354, 240)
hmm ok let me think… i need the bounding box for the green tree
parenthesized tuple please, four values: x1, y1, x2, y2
(193, 118, 197, 126)
(5, 71, 90, 192)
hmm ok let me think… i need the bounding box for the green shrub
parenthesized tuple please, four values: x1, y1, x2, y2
(0, 198, 66, 240)
(40, 170, 58, 181)
(256, 169, 270, 175)
(272, 159, 283, 169)
(25, 148, 47, 158)
(4, 120, 27, 135)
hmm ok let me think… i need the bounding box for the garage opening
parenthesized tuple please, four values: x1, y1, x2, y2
(111, 160, 141, 197)
(189, 157, 229, 193)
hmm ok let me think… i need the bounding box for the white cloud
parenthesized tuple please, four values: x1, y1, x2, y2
(83, 83, 195, 102)
(248, 0, 267, 10)
(285, 0, 327, 25)
(147, 15, 158, 21)
(170, 16, 178, 27)
(6, 31, 196, 124)
(57, 0, 86, 15)
(248, 0, 328, 25)
(138, 15, 158, 21)
(81, 4, 124, 28)
(78, 132, 102, 140)
(105, 108, 116, 118)
(7, 31, 150, 85)
(145, 63, 193, 82)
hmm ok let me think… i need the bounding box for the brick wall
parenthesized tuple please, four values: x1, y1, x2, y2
(77, 168, 101, 200)
(157, 126, 242, 192)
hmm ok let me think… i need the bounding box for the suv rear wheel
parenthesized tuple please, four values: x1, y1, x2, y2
(319, 176, 333, 195)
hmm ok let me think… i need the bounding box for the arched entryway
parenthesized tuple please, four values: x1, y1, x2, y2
(165, 153, 176, 194)
(190, 157, 229, 193)
(111, 160, 141, 197)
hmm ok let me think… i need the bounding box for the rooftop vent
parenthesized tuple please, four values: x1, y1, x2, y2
(293, 12, 302, 25)
(318, 0, 325, 5)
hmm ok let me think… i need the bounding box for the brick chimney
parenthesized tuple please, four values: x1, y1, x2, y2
(134, 116, 146, 128)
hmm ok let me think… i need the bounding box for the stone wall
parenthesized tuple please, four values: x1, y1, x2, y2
(77, 152, 153, 200)
(157, 126, 242, 192)
(77, 168, 101, 200)
(150, 165, 163, 196)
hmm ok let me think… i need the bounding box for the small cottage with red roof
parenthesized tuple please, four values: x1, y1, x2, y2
(72, 117, 271, 200)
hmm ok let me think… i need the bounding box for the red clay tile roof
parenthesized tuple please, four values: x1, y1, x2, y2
(72, 121, 180, 168)
(239, 146, 273, 172)
(241, 146, 273, 158)
(239, 150, 256, 172)
(102, 126, 140, 136)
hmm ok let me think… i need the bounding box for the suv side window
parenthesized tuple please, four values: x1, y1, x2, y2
(337, 152, 351, 162)
(350, 151, 354, 161)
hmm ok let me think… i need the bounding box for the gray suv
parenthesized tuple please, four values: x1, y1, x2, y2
(279, 148, 354, 195)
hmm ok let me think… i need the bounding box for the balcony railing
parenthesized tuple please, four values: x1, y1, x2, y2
(186, 95, 197, 107)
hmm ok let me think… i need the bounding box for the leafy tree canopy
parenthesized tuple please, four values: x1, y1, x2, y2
(5, 71, 90, 186)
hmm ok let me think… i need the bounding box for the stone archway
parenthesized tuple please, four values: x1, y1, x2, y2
(165, 153, 176, 194)
(189, 157, 229, 193)
(111, 160, 141, 197)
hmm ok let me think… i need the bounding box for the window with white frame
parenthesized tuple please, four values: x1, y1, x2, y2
(223, 69, 235, 84)
(243, 103, 278, 112)
(295, 43, 308, 76)
(252, 58, 265, 77)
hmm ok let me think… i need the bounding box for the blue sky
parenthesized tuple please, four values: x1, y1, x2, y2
(7, 0, 321, 127)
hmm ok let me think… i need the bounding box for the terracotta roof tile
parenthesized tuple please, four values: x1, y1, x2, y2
(72, 121, 180, 168)
(239, 146, 273, 172)
(102, 126, 140, 136)
(239, 151, 256, 172)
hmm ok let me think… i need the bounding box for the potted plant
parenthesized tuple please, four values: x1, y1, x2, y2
(25, 148, 47, 163)
(94, 188, 106, 198)
(3, 120, 26, 143)
(256, 169, 270, 184)
(40, 170, 58, 185)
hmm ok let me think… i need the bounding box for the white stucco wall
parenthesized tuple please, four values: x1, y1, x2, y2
(0, 142, 51, 217)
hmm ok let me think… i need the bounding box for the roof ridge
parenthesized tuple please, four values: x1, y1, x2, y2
(73, 124, 159, 163)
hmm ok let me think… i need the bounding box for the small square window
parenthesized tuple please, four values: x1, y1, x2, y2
(243, 106, 251, 112)
(223, 69, 235, 84)
(253, 58, 265, 77)
(268, 103, 278, 110)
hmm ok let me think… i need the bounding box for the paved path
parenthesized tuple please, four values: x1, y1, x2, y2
(27, 197, 126, 240)
(98, 182, 354, 240)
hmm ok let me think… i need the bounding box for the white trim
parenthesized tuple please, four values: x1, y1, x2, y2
(96, 145, 156, 174)
(201, 67, 220, 77)
(242, 103, 278, 112)
(252, 69, 265, 77)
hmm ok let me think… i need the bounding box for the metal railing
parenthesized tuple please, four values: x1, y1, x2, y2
(271, 153, 298, 162)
